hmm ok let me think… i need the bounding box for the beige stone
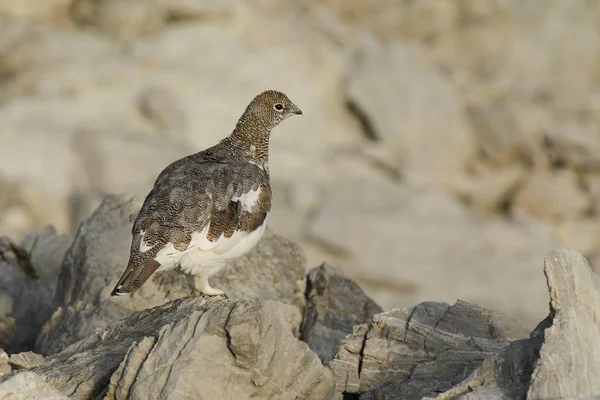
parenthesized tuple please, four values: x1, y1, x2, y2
(456, 165, 526, 213)
(552, 219, 600, 257)
(346, 39, 477, 189)
(0, 0, 71, 26)
(308, 178, 558, 327)
(513, 170, 591, 221)
(528, 250, 600, 399)
(0, 372, 67, 399)
(70, 0, 166, 37)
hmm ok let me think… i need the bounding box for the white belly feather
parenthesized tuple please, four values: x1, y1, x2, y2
(150, 187, 267, 277)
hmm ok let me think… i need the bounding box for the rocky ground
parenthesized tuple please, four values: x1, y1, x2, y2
(2, 1, 600, 330)
(0, 195, 599, 399)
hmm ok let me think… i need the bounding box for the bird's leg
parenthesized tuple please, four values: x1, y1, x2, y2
(186, 274, 202, 296)
(191, 275, 227, 298)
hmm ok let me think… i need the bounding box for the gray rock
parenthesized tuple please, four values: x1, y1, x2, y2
(329, 300, 528, 399)
(35, 296, 335, 400)
(527, 249, 600, 399)
(0, 227, 71, 353)
(212, 227, 308, 337)
(423, 323, 546, 400)
(0, 372, 68, 399)
(35, 194, 307, 355)
(0, 349, 11, 378)
(419, 249, 600, 400)
(9, 351, 45, 370)
(300, 263, 382, 364)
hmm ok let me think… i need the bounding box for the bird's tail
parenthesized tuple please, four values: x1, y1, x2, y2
(110, 260, 161, 296)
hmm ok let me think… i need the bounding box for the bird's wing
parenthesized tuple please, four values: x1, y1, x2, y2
(111, 159, 270, 295)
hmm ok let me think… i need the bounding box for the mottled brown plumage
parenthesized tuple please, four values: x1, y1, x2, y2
(111, 90, 302, 296)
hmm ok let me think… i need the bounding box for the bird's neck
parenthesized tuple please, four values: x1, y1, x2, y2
(223, 116, 271, 166)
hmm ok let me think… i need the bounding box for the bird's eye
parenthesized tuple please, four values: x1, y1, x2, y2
(274, 103, 284, 111)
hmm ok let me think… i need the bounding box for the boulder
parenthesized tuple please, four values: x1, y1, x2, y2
(346, 39, 477, 189)
(329, 300, 528, 399)
(0, 372, 67, 400)
(527, 249, 600, 398)
(513, 170, 591, 222)
(308, 178, 559, 326)
(70, 0, 166, 37)
(0, 0, 71, 26)
(300, 263, 382, 364)
(428, 249, 600, 400)
(35, 296, 335, 400)
(9, 351, 45, 370)
(0, 227, 70, 354)
(0, 349, 10, 378)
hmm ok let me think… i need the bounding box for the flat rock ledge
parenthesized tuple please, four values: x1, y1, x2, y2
(0, 195, 598, 399)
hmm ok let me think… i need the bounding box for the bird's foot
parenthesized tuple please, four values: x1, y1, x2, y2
(189, 275, 228, 298)
(202, 286, 228, 299)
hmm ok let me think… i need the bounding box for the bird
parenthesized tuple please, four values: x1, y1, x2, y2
(110, 90, 302, 297)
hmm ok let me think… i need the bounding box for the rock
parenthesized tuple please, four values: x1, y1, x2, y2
(308, 178, 558, 327)
(346, 40, 477, 189)
(513, 170, 591, 221)
(466, 100, 535, 167)
(9, 351, 44, 370)
(0, 0, 71, 26)
(429, 249, 600, 400)
(0, 227, 71, 354)
(156, 0, 236, 20)
(545, 124, 600, 172)
(300, 263, 382, 365)
(0, 372, 68, 399)
(35, 194, 308, 355)
(456, 165, 526, 214)
(136, 85, 186, 134)
(211, 227, 308, 336)
(527, 249, 600, 399)
(70, 0, 166, 37)
(314, 0, 457, 40)
(552, 219, 600, 257)
(329, 300, 528, 398)
(35, 296, 335, 399)
(0, 349, 11, 377)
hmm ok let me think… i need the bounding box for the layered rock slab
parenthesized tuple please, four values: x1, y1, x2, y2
(351, 248, 600, 400)
(527, 249, 600, 399)
(329, 300, 528, 399)
(35, 296, 335, 400)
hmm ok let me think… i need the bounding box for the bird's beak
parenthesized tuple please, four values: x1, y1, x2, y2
(290, 105, 303, 115)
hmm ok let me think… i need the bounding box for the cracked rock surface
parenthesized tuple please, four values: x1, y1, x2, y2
(300, 263, 382, 365)
(527, 249, 600, 399)
(334, 248, 600, 400)
(36, 296, 335, 400)
(425, 249, 600, 400)
(329, 300, 529, 399)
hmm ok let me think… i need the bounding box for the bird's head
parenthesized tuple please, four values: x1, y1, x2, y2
(241, 90, 303, 130)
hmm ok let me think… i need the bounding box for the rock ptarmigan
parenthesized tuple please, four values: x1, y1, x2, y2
(111, 90, 302, 297)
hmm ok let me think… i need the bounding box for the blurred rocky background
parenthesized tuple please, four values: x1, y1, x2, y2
(1, 0, 599, 329)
